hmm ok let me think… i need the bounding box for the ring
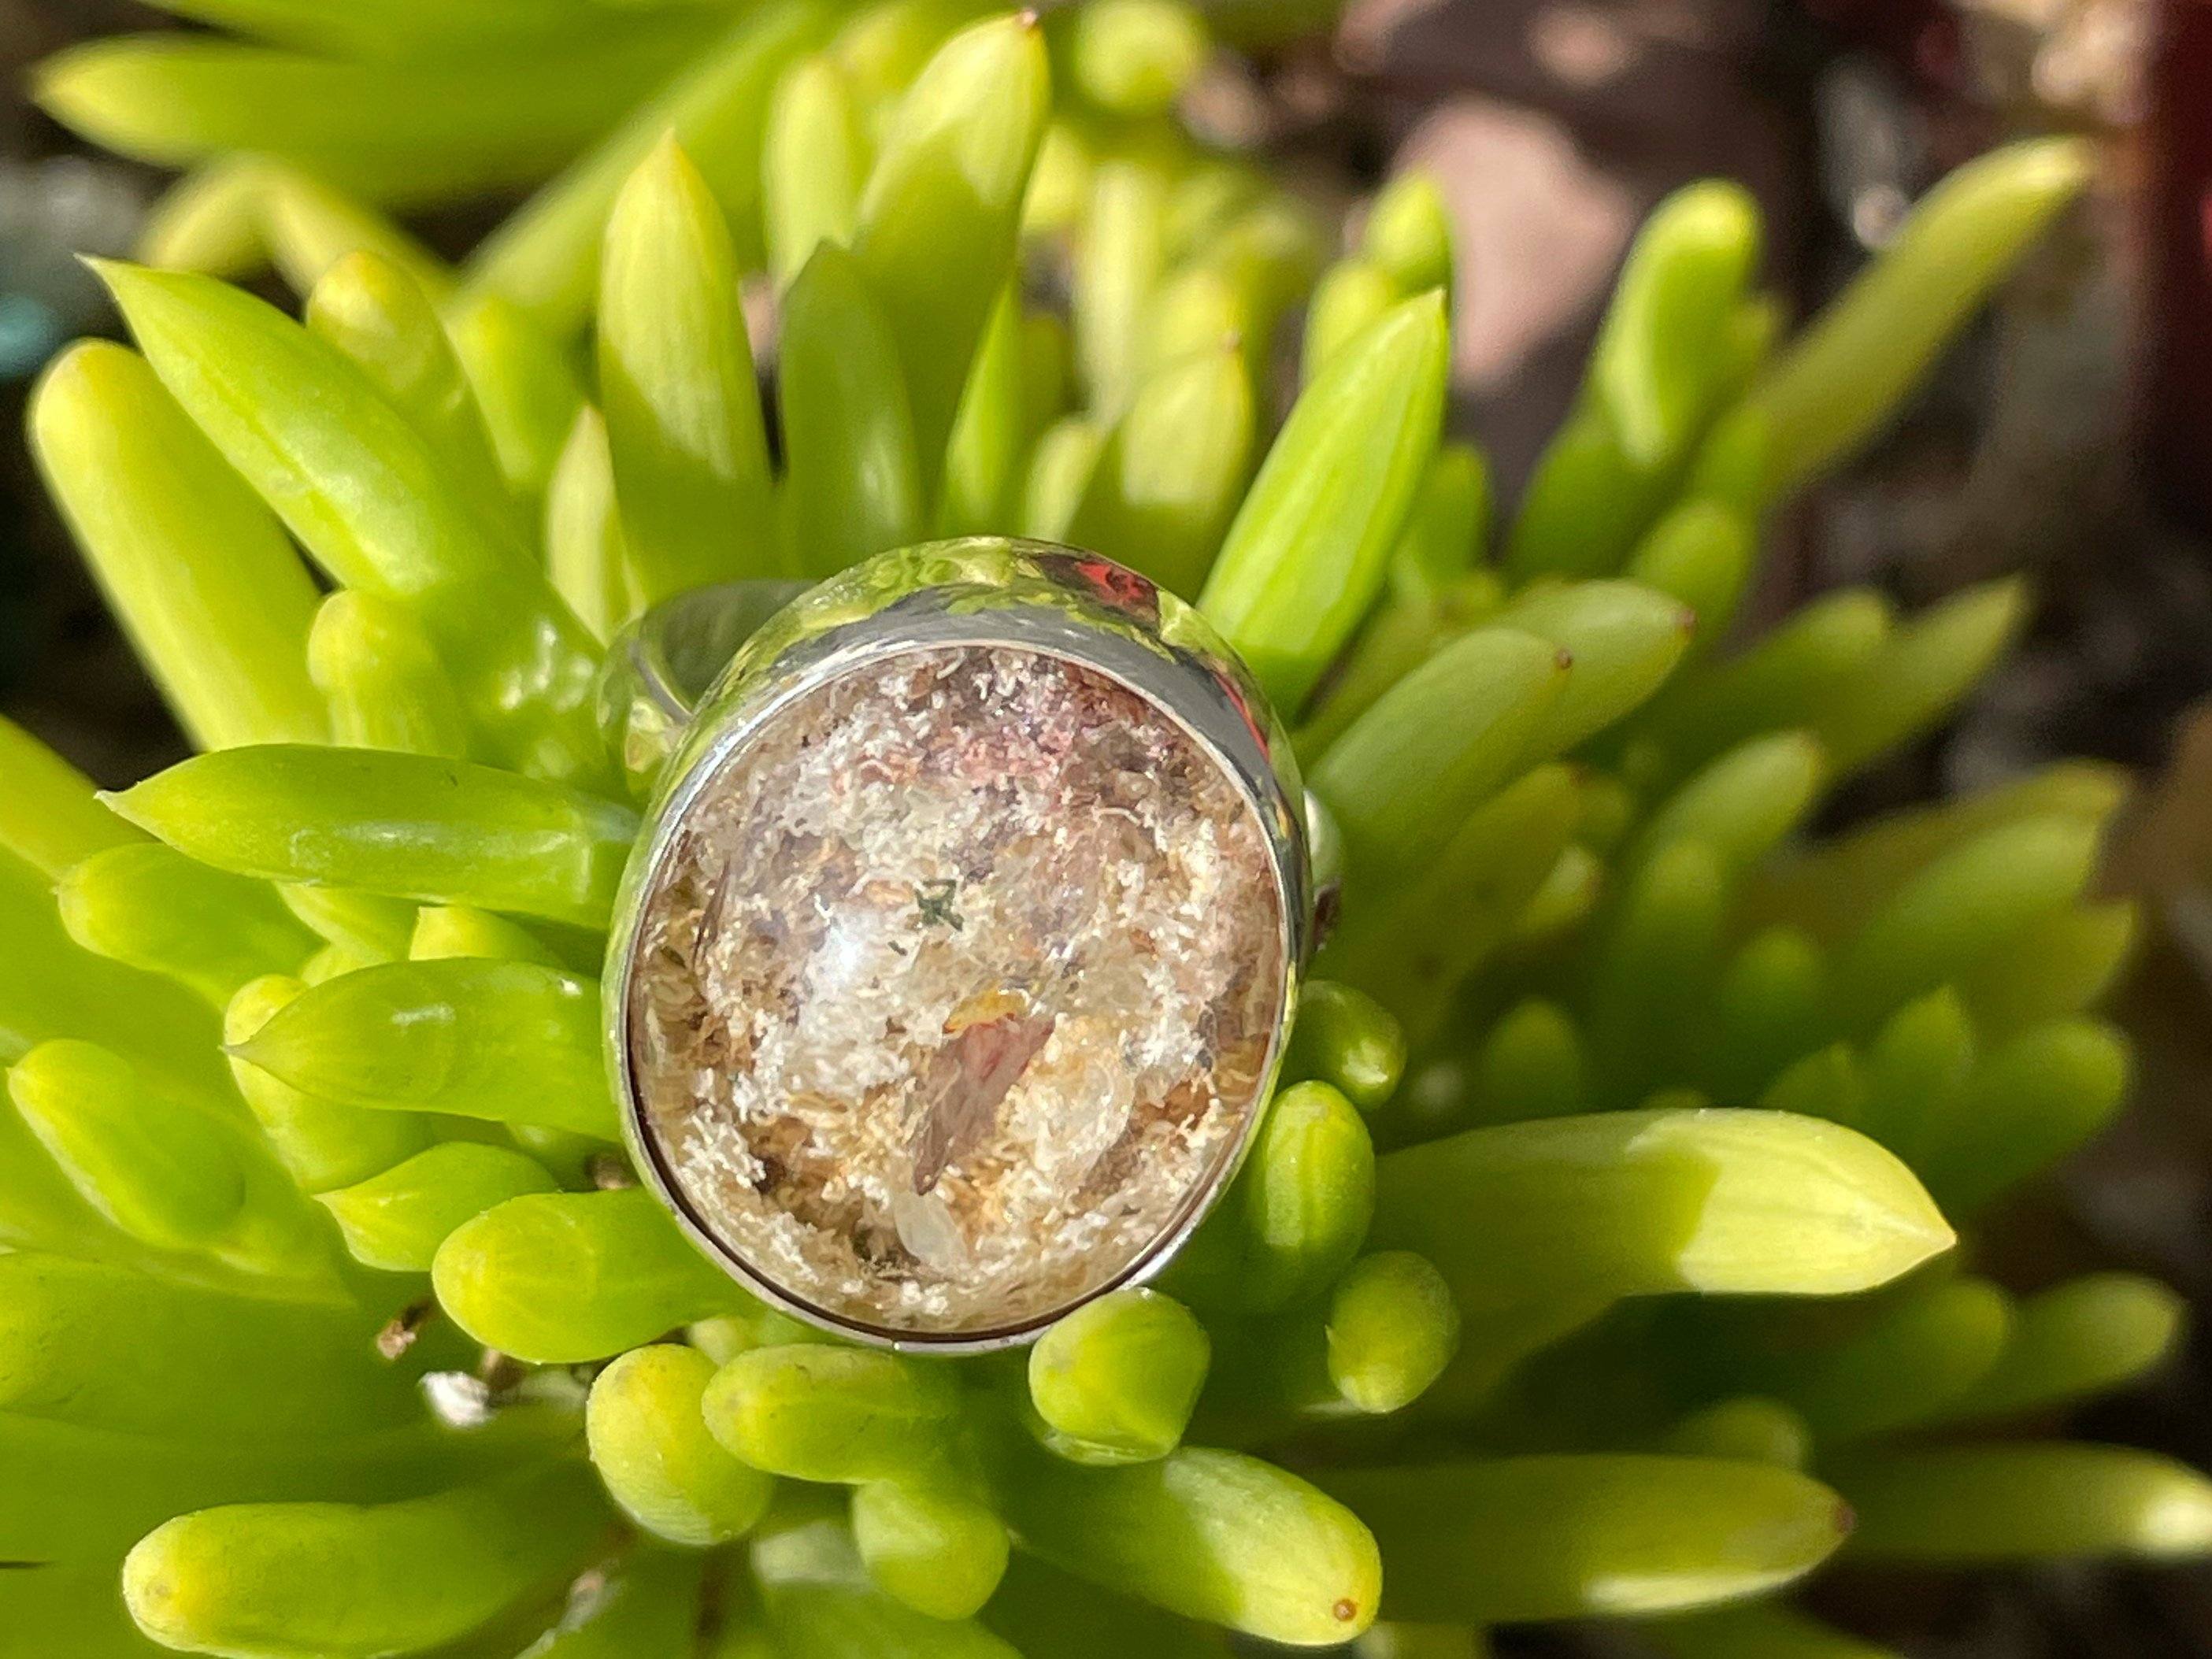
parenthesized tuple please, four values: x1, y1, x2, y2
(603, 539, 1313, 1351)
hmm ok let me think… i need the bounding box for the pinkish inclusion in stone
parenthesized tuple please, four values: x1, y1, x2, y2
(627, 644, 1290, 1340)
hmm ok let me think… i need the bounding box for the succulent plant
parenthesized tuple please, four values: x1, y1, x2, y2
(5, 6, 2206, 1658)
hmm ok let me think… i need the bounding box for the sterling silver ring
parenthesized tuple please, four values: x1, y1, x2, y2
(602, 539, 1313, 1352)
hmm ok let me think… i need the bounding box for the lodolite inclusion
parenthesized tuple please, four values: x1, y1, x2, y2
(627, 642, 1289, 1341)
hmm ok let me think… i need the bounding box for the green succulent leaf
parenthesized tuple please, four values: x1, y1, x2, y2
(106, 746, 637, 928)
(433, 1188, 743, 1364)
(600, 137, 783, 598)
(996, 1441, 1383, 1645)
(587, 1344, 776, 1546)
(853, 11, 1050, 486)
(1328, 1454, 1849, 1624)
(1200, 290, 1449, 712)
(122, 1465, 613, 1659)
(29, 341, 328, 750)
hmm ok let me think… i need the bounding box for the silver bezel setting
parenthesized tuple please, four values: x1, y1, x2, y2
(603, 539, 1312, 1353)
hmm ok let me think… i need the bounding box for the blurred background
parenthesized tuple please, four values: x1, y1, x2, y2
(3, 2, 2210, 1652)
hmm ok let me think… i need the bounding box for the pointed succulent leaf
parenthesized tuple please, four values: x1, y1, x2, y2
(223, 974, 430, 1195)
(1021, 416, 1108, 541)
(996, 1441, 1380, 1645)
(1312, 627, 1568, 889)
(854, 12, 1050, 483)
(1744, 760, 2125, 946)
(1388, 439, 1491, 601)
(1837, 1443, 2212, 1562)
(937, 284, 1028, 536)
(259, 165, 451, 301)
(764, 51, 869, 287)
(463, 1, 835, 329)
(601, 137, 782, 598)
(433, 1188, 743, 1364)
(8, 1039, 335, 1291)
(107, 746, 637, 928)
(316, 1142, 558, 1273)
(0, 848, 228, 1101)
(544, 405, 636, 644)
(1811, 578, 2031, 777)
(136, 154, 272, 277)
(1373, 1108, 1954, 1310)
(409, 904, 562, 967)
(1832, 814, 2099, 1033)
(35, 28, 710, 205)
(1629, 731, 1825, 877)
(93, 261, 607, 783)
(1325, 1454, 1849, 1624)
(1588, 180, 1762, 470)
(1301, 258, 1397, 383)
(1777, 1275, 2014, 1441)
(235, 957, 613, 1135)
(58, 843, 315, 1006)
(1065, 339, 1255, 599)
(29, 340, 327, 750)
(1626, 499, 1756, 652)
(1469, 998, 1588, 1127)
(1068, 0, 1209, 119)
(1325, 764, 1581, 1036)
(441, 290, 587, 507)
(1583, 840, 1730, 1101)
(1361, 171, 1455, 300)
(1, 1398, 576, 1572)
(1201, 291, 1449, 712)
(1640, 587, 1892, 776)
(0, 718, 143, 880)
(303, 254, 510, 539)
(1075, 157, 1169, 413)
(1705, 926, 1829, 1102)
(783, 239, 920, 580)
(1750, 137, 2092, 497)
(1284, 980, 1407, 1113)
(1170, 1082, 1374, 1314)
(1659, 1397, 1814, 1469)
(1919, 1017, 2131, 1213)
(1925, 1272, 2185, 1428)
(1954, 898, 2136, 1038)
(1314, 1249, 1462, 1415)
(306, 591, 470, 759)
(1504, 408, 1663, 582)
(1491, 579, 1699, 757)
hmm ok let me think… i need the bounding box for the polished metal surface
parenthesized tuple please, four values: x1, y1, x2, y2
(602, 538, 1314, 1351)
